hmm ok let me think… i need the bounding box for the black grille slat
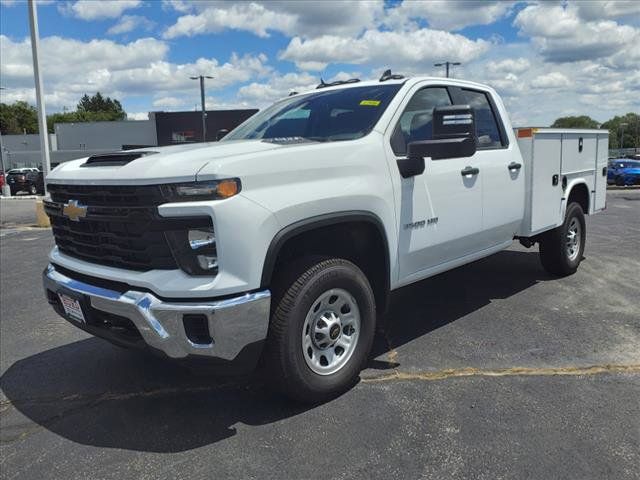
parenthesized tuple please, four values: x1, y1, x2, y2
(48, 184, 166, 207)
(45, 184, 211, 271)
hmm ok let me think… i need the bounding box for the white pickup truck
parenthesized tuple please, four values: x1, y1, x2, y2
(43, 75, 608, 402)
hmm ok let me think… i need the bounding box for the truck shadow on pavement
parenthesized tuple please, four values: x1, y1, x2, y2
(1, 249, 551, 453)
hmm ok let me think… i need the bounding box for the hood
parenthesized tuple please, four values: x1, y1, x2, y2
(46, 140, 284, 185)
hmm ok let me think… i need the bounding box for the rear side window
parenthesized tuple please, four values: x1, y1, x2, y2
(390, 87, 452, 155)
(458, 89, 503, 148)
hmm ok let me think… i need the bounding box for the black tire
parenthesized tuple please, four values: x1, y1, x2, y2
(265, 257, 376, 403)
(615, 176, 625, 187)
(29, 184, 37, 195)
(9, 187, 17, 196)
(539, 202, 586, 276)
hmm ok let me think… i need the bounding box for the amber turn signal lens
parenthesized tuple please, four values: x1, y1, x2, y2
(217, 179, 239, 198)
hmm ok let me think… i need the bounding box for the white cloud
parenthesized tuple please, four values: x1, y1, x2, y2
(280, 28, 489, 71)
(238, 72, 318, 106)
(237, 71, 369, 107)
(107, 15, 155, 35)
(164, 0, 383, 39)
(0, 34, 270, 110)
(486, 58, 530, 75)
(127, 112, 149, 120)
(574, 1, 640, 21)
(514, 3, 640, 63)
(60, 0, 141, 21)
(386, 0, 515, 31)
(152, 96, 186, 108)
(530, 72, 571, 89)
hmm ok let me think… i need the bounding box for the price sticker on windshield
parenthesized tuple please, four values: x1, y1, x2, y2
(360, 100, 381, 106)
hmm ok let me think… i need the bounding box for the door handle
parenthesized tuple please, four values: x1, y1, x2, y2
(552, 174, 559, 186)
(508, 162, 522, 171)
(460, 166, 479, 176)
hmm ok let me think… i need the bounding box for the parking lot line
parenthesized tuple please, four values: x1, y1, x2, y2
(362, 363, 640, 383)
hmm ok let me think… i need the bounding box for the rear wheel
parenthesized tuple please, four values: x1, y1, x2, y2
(266, 257, 376, 403)
(539, 202, 586, 276)
(615, 175, 625, 186)
(29, 184, 37, 195)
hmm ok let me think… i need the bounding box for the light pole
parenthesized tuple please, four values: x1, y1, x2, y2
(619, 122, 628, 151)
(28, 0, 51, 194)
(434, 61, 461, 78)
(190, 75, 213, 142)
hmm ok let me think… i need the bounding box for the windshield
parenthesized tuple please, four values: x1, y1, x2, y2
(224, 84, 402, 143)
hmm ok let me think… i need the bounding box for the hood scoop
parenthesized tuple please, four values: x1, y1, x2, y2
(82, 151, 157, 167)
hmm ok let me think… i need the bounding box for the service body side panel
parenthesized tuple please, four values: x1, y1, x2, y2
(594, 135, 608, 211)
(517, 128, 608, 237)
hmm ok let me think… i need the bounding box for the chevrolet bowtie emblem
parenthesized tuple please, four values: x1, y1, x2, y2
(62, 200, 88, 222)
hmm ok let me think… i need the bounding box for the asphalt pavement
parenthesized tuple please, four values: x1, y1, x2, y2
(0, 197, 41, 229)
(1, 190, 639, 479)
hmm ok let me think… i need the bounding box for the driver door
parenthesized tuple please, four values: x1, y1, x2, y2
(388, 85, 483, 281)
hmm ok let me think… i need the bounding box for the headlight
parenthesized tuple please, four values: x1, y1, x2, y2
(161, 179, 240, 201)
(166, 226, 218, 276)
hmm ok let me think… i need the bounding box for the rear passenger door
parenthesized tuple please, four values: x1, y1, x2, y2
(450, 87, 524, 247)
(388, 85, 483, 281)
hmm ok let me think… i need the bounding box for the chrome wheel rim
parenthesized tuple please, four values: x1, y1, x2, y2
(302, 288, 360, 376)
(566, 217, 581, 262)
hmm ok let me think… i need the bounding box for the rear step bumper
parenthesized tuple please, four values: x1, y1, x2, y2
(43, 264, 271, 369)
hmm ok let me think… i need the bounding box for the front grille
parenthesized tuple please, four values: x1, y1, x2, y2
(45, 184, 211, 271)
(48, 183, 166, 207)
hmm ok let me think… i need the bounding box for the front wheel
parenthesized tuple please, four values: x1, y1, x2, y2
(265, 257, 376, 403)
(539, 202, 586, 276)
(29, 184, 37, 195)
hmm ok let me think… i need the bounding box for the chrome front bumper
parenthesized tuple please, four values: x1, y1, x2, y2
(43, 264, 271, 362)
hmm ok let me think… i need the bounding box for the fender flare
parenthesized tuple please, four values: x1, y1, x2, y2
(260, 210, 390, 294)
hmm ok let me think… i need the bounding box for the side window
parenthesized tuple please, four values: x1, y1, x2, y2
(390, 87, 452, 156)
(458, 89, 503, 148)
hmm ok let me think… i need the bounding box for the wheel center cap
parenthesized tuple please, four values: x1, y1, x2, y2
(329, 324, 341, 340)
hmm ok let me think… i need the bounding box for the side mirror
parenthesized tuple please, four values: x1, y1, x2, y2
(216, 129, 229, 141)
(408, 137, 476, 161)
(397, 156, 425, 178)
(406, 105, 477, 162)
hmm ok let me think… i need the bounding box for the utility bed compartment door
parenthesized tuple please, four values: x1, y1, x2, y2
(594, 135, 608, 211)
(530, 133, 562, 233)
(560, 134, 597, 175)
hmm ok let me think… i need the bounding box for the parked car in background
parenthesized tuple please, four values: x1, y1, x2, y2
(607, 159, 640, 186)
(6, 168, 45, 195)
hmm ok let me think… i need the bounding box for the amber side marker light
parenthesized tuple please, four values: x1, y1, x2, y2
(217, 179, 239, 198)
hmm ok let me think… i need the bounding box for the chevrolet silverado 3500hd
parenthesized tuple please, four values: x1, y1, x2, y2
(43, 76, 608, 402)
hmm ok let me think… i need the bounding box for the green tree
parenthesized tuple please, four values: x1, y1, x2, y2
(77, 92, 126, 120)
(550, 115, 600, 129)
(601, 113, 640, 149)
(0, 101, 39, 134)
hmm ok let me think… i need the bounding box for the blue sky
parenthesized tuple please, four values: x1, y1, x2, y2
(1, 1, 639, 125)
